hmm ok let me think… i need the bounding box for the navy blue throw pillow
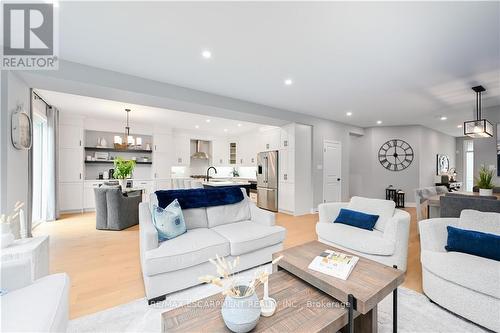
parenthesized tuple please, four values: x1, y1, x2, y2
(333, 208, 379, 231)
(445, 226, 500, 261)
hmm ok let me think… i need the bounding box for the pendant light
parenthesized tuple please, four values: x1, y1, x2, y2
(464, 85, 493, 138)
(114, 108, 134, 149)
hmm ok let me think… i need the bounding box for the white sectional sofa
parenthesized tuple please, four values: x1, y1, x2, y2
(139, 189, 286, 302)
(1, 258, 70, 332)
(316, 196, 411, 271)
(419, 210, 500, 332)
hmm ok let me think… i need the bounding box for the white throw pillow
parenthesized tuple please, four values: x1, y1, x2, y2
(347, 196, 396, 231)
(459, 210, 500, 235)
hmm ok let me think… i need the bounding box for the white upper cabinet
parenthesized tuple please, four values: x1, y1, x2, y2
(60, 124, 83, 148)
(154, 133, 172, 153)
(212, 138, 229, 166)
(172, 135, 190, 166)
(278, 148, 295, 183)
(59, 122, 83, 182)
(280, 124, 295, 150)
(59, 148, 83, 182)
(259, 128, 280, 152)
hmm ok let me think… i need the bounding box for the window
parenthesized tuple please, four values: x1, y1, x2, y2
(464, 140, 474, 192)
(32, 110, 48, 225)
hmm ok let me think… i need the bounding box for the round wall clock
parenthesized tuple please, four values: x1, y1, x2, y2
(378, 139, 414, 172)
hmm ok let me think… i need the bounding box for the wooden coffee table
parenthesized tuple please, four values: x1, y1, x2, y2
(162, 269, 352, 332)
(273, 241, 405, 333)
(161, 241, 404, 332)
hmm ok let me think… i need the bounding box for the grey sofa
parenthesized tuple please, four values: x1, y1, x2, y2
(139, 188, 286, 303)
(440, 193, 500, 217)
(94, 187, 142, 230)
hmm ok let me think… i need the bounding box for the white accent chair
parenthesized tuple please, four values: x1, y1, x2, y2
(316, 196, 411, 271)
(419, 210, 500, 332)
(1, 258, 70, 332)
(139, 188, 286, 303)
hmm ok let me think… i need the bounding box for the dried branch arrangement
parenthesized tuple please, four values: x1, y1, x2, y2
(0, 201, 24, 225)
(199, 254, 284, 298)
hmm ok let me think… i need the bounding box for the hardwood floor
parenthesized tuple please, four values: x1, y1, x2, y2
(34, 208, 422, 319)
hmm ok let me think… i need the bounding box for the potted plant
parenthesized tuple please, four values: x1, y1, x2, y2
(113, 157, 136, 189)
(475, 165, 495, 196)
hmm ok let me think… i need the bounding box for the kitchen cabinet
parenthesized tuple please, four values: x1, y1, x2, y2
(278, 148, 295, 183)
(154, 133, 172, 153)
(155, 179, 171, 191)
(280, 124, 295, 149)
(153, 152, 172, 180)
(173, 135, 190, 165)
(59, 182, 83, 212)
(59, 148, 84, 182)
(228, 141, 238, 165)
(259, 128, 280, 152)
(60, 124, 83, 149)
(277, 123, 312, 216)
(59, 120, 84, 212)
(212, 138, 229, 166)
(134, 180, 155, 201)
(278, 182, 295, 213)
(83, 181, 101, 210)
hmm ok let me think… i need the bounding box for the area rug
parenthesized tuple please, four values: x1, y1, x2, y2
(69, 266, 487, 333)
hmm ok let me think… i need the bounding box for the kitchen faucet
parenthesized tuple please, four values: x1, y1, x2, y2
(206, 166, 217, 182)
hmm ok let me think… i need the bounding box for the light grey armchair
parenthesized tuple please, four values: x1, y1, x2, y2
(94, 187, 142, 230)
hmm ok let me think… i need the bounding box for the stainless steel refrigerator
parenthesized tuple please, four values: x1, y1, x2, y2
(257, 151, 278, 212)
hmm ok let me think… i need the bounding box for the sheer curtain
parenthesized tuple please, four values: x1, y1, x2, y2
(45, 106, 59, 221)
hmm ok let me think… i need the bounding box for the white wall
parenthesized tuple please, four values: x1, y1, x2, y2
(0, 72, 31, 237)
(418, 126, 456, 188)
(349, 125, 456, 203)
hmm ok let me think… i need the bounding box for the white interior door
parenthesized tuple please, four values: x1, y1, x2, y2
(323, 140, 342, 203)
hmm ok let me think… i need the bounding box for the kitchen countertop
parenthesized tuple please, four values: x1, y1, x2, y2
(202, 180, 251, 187)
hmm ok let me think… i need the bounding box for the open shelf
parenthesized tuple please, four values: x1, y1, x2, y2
(84, 160, 152, 165)
(84, 147, 153, 153)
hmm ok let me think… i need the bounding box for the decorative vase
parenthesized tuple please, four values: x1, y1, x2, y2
(118, 179, 127, 190)
(1, 223, 15, 248)
(479, 188, 493, 196)
(221, 285, 261, 333)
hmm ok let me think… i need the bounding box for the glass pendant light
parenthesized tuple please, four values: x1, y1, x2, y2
(464, 85, 493, 138)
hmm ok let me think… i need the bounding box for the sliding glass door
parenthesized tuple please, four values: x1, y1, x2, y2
(463, 140, 474, 192)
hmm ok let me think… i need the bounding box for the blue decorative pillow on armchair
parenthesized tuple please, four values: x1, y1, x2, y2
(152, 199, 186, 241)
(334, 208, 379, 231)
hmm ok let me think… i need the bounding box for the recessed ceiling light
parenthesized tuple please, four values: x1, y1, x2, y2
(284, 79, 293, 86)
(223, 129, 228, 132)
(205, 119, 211, 123)
(346, 112, 353, 116)
(376, 120, 383, 125)
(201, 50, 212, 59)
(457, 124, 463, 128)
(440, 116, 447, 121)
(237, 123, 242, 127)
(195, 125, 200, 129)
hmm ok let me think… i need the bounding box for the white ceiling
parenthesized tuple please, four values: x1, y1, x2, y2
(53, 1, 500, 136)
(36, 89, 269, 136)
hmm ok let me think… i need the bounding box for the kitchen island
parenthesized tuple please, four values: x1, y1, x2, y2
(202, 180, 254, 197)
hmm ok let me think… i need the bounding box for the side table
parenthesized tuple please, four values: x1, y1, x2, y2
(1, 235, 49, 280)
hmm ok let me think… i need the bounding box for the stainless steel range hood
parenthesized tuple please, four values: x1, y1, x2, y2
(191, 140, 209, 159)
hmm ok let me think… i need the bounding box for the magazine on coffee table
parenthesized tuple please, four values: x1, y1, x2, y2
(308, 249, 359, 280)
